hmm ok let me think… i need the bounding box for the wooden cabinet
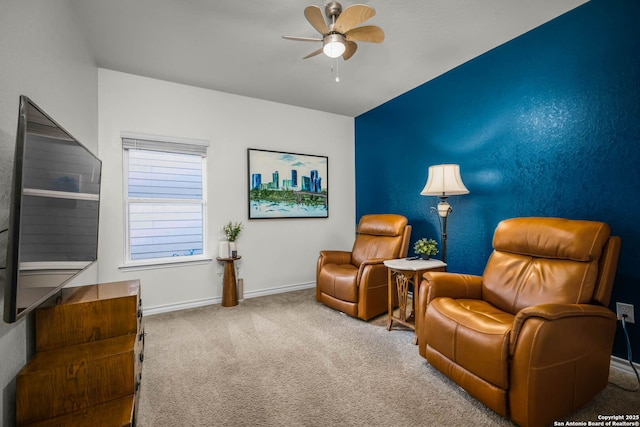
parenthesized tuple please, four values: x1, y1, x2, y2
(16, 280, 144, 426)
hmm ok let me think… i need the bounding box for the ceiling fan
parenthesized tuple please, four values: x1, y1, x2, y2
(282, 2, 385, 61)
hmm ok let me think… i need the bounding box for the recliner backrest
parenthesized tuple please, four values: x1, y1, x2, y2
(351, 214, 409, 267)
(482, 217, 612, 314)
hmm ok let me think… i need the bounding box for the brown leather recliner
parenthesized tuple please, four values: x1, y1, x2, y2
(417, 217, 621, 427)
(317, 214, 412, 321)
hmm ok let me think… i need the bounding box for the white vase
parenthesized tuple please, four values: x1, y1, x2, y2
(229, 241, 238, 258)
(218, 240, 230, 258)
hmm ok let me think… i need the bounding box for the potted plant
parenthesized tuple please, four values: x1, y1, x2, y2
(223, 221, 243, 242)
(414, 238, 438, 260)
(223, 221, 243, 257)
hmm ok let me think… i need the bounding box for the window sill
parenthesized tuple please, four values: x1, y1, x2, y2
(119, 256, 212, 272)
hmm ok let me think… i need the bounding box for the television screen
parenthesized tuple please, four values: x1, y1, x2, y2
(3, 96, 102, 323)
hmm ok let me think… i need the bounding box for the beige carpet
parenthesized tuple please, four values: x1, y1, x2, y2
(137, 288, 638, 426)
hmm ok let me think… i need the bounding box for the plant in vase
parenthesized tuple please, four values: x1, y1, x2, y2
(223, 221, 243, 257)
(414, 238, 438, 260)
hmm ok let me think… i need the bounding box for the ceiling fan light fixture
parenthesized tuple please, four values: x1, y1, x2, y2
(284, 3, 382, 62)
(323, 34, 346, 58)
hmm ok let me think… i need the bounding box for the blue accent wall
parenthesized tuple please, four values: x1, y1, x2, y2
(355, 0, 640, 361)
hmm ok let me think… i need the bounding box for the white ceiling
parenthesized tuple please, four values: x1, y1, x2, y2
(68, 0, 588, 117)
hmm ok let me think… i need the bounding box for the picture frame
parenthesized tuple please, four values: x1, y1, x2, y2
(247, 148, 328, 219)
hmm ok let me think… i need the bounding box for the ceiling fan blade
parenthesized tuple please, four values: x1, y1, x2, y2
(334, 4, 376, 34)
(342, 41, 358, 60)
(344, 25, 384, 43)
(304, 5, 329, 35)
(282, 35, 323, 42)
(303, 48, 324, 60)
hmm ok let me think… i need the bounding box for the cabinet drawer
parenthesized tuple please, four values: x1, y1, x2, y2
(35, 280, 141, 352)
(21, 395, 136, 427)
(17, 335, 138, 425)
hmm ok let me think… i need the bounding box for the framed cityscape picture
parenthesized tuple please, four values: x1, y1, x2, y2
(247, 148, 328, 219)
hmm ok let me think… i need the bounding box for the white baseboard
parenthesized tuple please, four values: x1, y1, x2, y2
(143, 281, 316, 316)
(610, 355, 640, 374)
(143, 296, 221, 316)
(242, 281, 316, 299)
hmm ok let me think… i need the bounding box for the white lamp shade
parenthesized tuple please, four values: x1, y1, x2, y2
(323, 34, 346, 58)
(420, 164, 469, 196)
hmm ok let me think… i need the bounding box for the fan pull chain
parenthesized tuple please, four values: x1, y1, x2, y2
(330, 58, 340, 83)
(332, 13, 340, 82)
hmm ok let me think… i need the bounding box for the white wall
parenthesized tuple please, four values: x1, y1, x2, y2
(0, 1, 98, 424)
(0, 7, 356, 422)
(97, 69, 356, 312)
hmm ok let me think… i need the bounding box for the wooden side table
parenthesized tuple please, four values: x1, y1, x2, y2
(216, 256, 241, 307)
(384, 258, 447, 343)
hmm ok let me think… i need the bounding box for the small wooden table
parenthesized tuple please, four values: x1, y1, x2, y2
(384, 258, 447, 343)
(216, 256, 241, 307)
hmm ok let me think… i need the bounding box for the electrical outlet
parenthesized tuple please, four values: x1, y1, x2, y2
(616, 302, 635, 324)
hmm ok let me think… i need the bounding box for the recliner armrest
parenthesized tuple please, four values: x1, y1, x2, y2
(317, 250, 354, 302)
(359, 258, 386, 267)
(317, 250, 353, 290)
(416, 272, 483, 357)
(508, 302, 618, 426)
(356, 258, 387, 284)
(420, 272, 483, 305)
(509, 303, 617, 353)
(318, 250, 352, 267)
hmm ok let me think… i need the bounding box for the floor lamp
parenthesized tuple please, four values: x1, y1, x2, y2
(420, 164, 469, 264)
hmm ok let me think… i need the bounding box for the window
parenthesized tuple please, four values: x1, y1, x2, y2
(122, 133, 209, 267)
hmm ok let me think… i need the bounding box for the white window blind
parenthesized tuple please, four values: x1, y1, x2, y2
(122, 133, 209, 265)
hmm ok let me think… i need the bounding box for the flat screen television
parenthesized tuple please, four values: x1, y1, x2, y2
(3, 96, 102, 323)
